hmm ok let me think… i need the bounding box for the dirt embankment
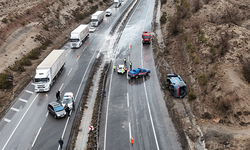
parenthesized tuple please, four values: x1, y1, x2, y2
(155, 0, 250, 149)
(0, 0, 111, 118)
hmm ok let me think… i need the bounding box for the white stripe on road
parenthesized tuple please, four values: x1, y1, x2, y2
(19, 98, 28, 103)
(31, 127, 42, 147)
(66, 49, 72, 57)
(129, 122, 131, 139)
(2, 94, 39, 150)
(59, 83, 64, 91)
(127, 93, 129, 107)
(3, 118, 11, 123)
(46, 112, 48, 117)
(67, 68, 73, 76)
(11, 107, 19, 112)
(25, 90, 34, 94)
(76, 55, 80, 61)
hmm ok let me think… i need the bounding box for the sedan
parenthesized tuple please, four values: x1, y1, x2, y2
(89, 27, 96, 33)
(48, 102, 66, 119)
(128, 68, 150, 78)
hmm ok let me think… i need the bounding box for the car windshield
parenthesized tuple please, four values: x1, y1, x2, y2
(62, 98, 72, 104)
(70, 39, 79, 42)
(90, 27, 95, 30)
(34, 78, 48, 83)
(91, 19, 98, 22)
(143, 36, 150, 39)
(54, 106, 63, 112)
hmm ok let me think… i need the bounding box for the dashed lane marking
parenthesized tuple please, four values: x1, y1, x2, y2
(19, 98, 28, 103)
(25, 90, 34, 94)
(11, 107, 19, 112)
(3, 118, 11, 123)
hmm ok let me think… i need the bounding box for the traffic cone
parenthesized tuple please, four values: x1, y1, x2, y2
(130, 45, 132, 48)
(109, 19, 110, 21)
(77, 54, 79, 58)
(97, 29, 98, 32)
(85, 42, 87, 45)
(129, 53, 130, 56)
(131, 137, 134, 144)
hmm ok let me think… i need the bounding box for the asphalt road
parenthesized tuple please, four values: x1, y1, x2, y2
(100, 0, 182, 149)
(0, 0, 133, 149)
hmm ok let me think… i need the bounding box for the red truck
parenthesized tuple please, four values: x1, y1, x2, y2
(142, 31, 151, 44)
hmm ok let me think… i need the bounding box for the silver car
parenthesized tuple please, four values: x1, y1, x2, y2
(61, 92, 74, 110)
(48, 102, 66, 119)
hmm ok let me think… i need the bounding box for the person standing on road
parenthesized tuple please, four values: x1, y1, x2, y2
(65, 104, 70, 117)
(57, 90, 60, 99)
(113, 65, 116, 72)
(72, 100, 75, 110)
(124, 58, 126, 64)
(56, 91, 59, 101)
(121, 68, 124, 74)
(58, 138, 64, 150)
(129, 61, 132, 70)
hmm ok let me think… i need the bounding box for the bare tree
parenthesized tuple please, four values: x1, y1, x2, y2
(219, 31, 230, 56)
(221, 6, 241, 25)
(168, 14, 181, 35)
(193, 0, 202, 13)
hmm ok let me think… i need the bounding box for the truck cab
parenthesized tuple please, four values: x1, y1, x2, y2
(142, 31, 151, 44)
(166, 74, 187, 98)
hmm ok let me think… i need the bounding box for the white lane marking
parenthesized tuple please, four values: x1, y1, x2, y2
(25, 90, 34, 94)
(11, 107, 19, 112)
(129, 122, 131, 139)
(31, 127, 42, 147)
(3, 118, 11, 123)
(58, 116, 70, 150)
(82, 46, 87, 52)
(67, 68, 73, 76)
(76, 55, 80, 61)
(143, 80, 159, 150)
(127, 93, 129, 107)
(59, 83, 64, 91)
(66, 49, 72, 57)
(104, 61, 114, 150)
(46, 112, 48, 117)
(2, 93, 39, 150)
(19, 98, 28, 103)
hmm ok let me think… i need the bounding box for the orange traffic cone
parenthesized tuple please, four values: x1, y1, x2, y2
(77, 54, 79, 58)
(130, 45, 132, 48)
(109, 19, 110, 21)
(129, 53, 130, 56)
(85, 42, 87, 45)
(97, 29, 98, 32)
(131, 137, 134, 144)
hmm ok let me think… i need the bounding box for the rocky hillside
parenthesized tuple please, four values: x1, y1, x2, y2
(156, 0, 250, 149)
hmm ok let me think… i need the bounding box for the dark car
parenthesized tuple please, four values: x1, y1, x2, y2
(48, 102, 66, 119)
(128, 68, 150, 78)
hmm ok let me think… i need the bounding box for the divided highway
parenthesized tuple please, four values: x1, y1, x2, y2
(100, 0, 182, 149)
(0, 0, 134, 149)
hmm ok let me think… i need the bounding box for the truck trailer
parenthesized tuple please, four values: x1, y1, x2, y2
(34, 50, 66, 92)
(114, 0, 121, 8)
(91, 11, 105, 27)
(70, 24, 89, 48)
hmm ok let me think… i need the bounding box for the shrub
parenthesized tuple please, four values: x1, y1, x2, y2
(19, 56, 32, 66)
(21, 20, 25, 26)
(182, 0, 190, 11)
(208, 43, 214, 47)
(0, 73, 12, 89)
(189, 53, 195, 60)
(199, 74, 207, 85)
(55, 12, 59, 19)
(168, 14, 181, 35)
(26, 9, 31, 15)
(99, 2, 103, 5)
(203, 0, 210, 4)
(91, 5, 98, 12)
(242, 61, 250, 84)
(43, 24, 49, 31)
(46, 9, 50, 14)
(188, 92, 196, 100)
(42, 39, 53, 46)
(176, 4, 181, 11)
(211, 48, 216, 55)
(8, 62, 25, 72)
(57, 6, 61, 12)
(38, 13, 43, 18)
(198, 34, 208, 43)
(221, 6, 241, 25)
(2, 18, 8, 23)
(161, 0, 167, 5)
(194, 57, 199, 64)
(160, 14, 167, 24)
(35, 35, 43, 41)
(27, 49, 40, 60)
(193, 0, 202, 13)
(9, 16, 13, 22)
(219, 31, 230, 56)
(187, 43, 195, 52)
(199, 30, 205, 35)
(183, 35, 188, 41)
(88, 0, 93, 3)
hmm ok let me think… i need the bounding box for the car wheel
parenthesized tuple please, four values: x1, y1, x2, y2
(146, 72, 150, 76)
(54, 114, 57, 119)
(136, 75, 138, 79)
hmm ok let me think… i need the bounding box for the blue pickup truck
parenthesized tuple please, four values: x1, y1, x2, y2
(128, 68, 150, 78)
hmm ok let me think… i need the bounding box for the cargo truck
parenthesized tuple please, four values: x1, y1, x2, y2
(70, 24, 89, 48)
(34, 50, 66, 92)
(91, 11, 105, 27)
(114, 0, 121, 8)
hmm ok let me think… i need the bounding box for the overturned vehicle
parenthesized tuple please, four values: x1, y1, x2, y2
(166, 73, 187, 98)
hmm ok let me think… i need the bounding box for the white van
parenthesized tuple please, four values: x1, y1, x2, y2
(105, 9, 112, 16)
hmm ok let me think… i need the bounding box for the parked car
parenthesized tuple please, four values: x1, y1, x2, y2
(61, 92, 74, 110)
(89, 27, 96, 33)
(128, 68, 150, 78)
(48, 102, 66, 119)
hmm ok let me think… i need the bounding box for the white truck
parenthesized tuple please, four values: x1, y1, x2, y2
(91, 11, 105, 27)
(114, 0, 121, 8)
(70, 24, 89, 48)
(34, 50, 66, 92)
(105, 9, 112, 16)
